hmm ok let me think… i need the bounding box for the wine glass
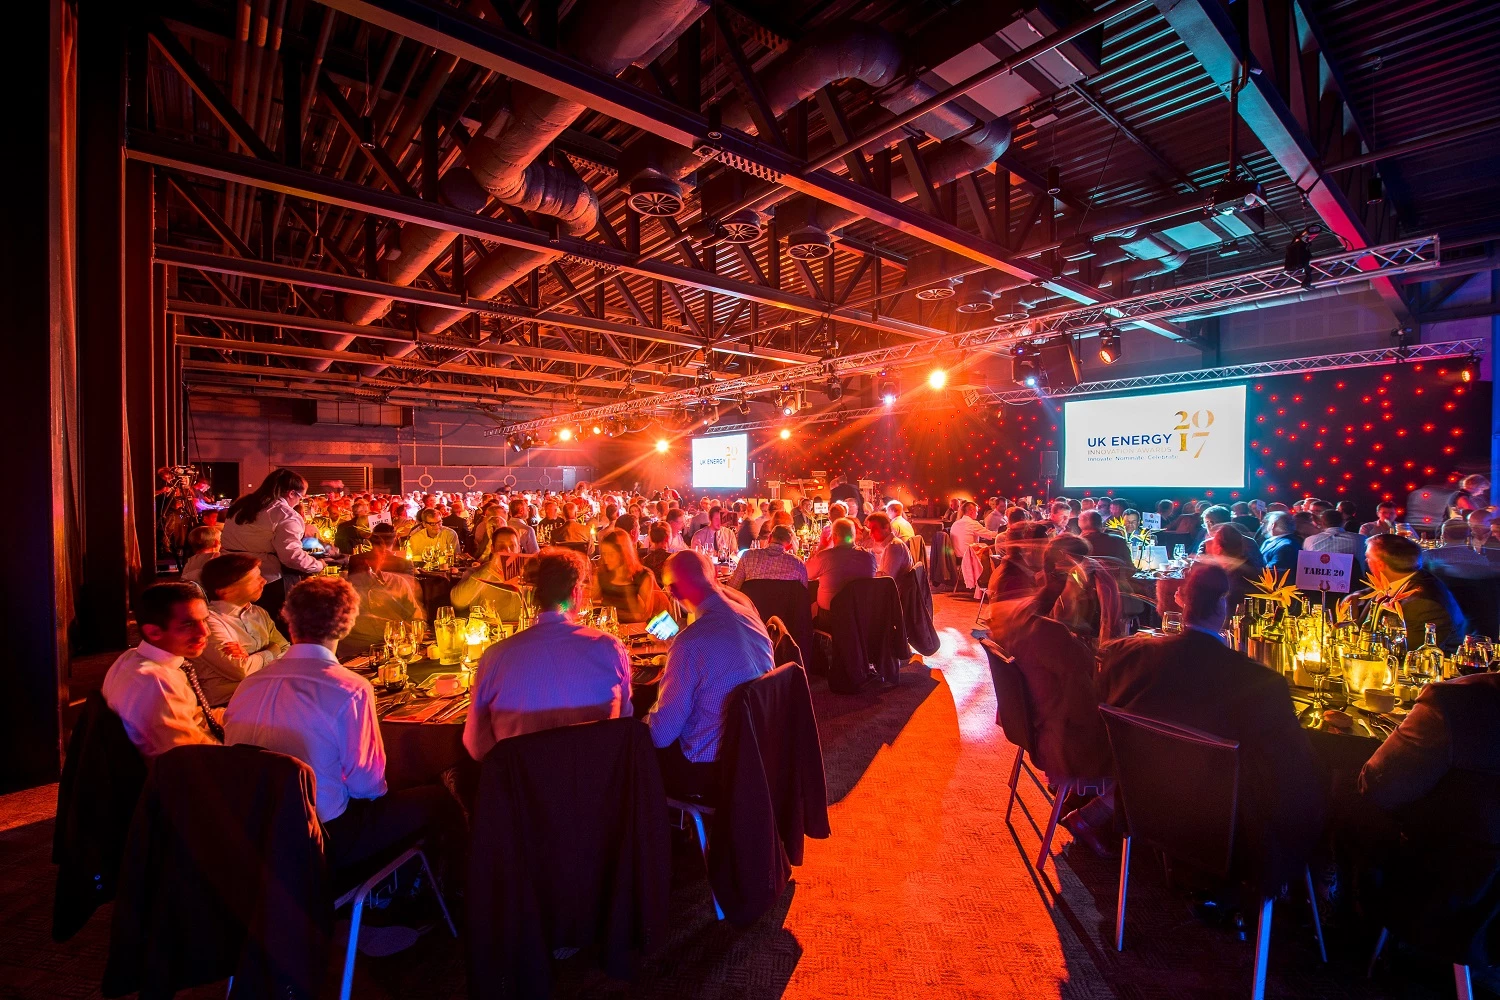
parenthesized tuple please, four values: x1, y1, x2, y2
(435, 606, 454, 625)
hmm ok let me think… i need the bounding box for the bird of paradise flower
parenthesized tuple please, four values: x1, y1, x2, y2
(1338, 567, 1418, 627)
(1250, 567, 1299, 607)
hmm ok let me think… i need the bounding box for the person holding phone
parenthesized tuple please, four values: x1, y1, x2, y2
(646, 550, 773, 799)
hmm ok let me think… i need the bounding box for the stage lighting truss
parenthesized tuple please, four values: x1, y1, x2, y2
(489, 235, 1440, 438)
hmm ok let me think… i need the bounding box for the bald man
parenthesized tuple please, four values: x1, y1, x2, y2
(647, 550, 774, 798)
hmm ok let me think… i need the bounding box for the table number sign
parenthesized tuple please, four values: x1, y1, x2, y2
(1295, 550, 1354, 593)
(1142, 512, 1162, 530)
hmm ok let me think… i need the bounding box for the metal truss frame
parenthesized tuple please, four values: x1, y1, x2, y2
(490, 234, 1441, 435)
(686, 338, 1483, 433)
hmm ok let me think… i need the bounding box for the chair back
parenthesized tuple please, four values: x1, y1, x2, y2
(980, 639, 1037, 756)
(739, 578, 815, 669)
(1441, 574, 1500, 640)
(825, 576, 907, 690)
(1099, 705, 1241, 878)
(907, 534, 928, 568)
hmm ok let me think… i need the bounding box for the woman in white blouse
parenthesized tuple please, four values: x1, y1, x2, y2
(219, 469, 326, 617)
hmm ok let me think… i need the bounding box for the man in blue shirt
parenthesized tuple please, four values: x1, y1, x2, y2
(647, 550, 773, 798)
(1259, 511, 1302, 578)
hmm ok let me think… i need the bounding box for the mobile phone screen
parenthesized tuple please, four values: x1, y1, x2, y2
(646, 610, 679, 641)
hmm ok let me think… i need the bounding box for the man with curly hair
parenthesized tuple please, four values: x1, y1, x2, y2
(225, 575, 452, 874)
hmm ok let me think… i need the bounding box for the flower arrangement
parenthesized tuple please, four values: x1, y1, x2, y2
(1342, 568, 1418, 628)
(1250, 567, 1299, 607)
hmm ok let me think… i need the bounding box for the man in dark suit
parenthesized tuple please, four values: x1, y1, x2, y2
(1366, 533, 1467, 652)
(1079, 510, 1135, 591)
(1259, 511, 1302, 578)
(1076, 562, 1327, 892)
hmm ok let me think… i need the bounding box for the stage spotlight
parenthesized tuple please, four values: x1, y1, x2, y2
(1024, 375, 1038, 388)
(703, 405, 721, 427)
(737, 396, 751, 415)
(655, 438, 669, 453)
(557, 426, 573, 442)
(591, 423, 602, 435)
(824, 377, 843, 401)
(508, 433, 523, 453)
(1098, 328, 1121, 365)
(928, 368, 948, 390)
(521, 433, 535, 450)
(1461, 354, 1479, 383)
(603, 418, 620, 437)
(779, 427, 791, 440)
(879, 380, 898, 406)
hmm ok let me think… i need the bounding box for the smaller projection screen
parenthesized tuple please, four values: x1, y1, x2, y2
(691, 433, 749, 489)
(1062, 384, 1248, 490)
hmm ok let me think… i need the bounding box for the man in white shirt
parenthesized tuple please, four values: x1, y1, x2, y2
(102, 582, 220, 757)
(886, 501, 916, 541)
(691, 507, 736, 558)
(463, 548, 632, 761)
(664, 508, 689, 552)
(648, 551, 773, 797)
(949, 500, 998, 596)
(867, 513, 913, 579)
(687, 499, 712, 540)
(408, 507, 461, 562)
(984, 498, 1008, 534)
(196, 553, 290, 707)
(225, 575, 452, 874)
(507, 498, 540, 554)
(727, 525, 808, 588)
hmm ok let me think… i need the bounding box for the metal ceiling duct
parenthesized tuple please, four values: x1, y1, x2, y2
(329, 0, 708, 367)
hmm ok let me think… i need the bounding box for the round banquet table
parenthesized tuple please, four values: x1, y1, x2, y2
(380, 659, 470, 790)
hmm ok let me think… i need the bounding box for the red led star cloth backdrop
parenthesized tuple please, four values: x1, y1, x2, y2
(753, 361, 1488, 514)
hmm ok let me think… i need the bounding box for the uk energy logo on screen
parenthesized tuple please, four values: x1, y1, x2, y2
(691, 433, 749, 489)
(1064, 385, 1246, 489)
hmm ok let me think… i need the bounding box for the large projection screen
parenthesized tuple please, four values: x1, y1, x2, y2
(691, 433, 749, 489)
(1062, 384, 1247, 490)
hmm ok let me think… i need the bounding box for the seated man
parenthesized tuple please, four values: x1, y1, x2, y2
(408, 507, 460, 563)
(1259, 511, 1302, 578)
(451, 525, 527, 618)
(1424, 517, 1497, 580)
(463, 548, 632, 760)
(1082, 562, 1327, 891)
(648, 550, 774, 798)
(333, 497, 374, 554)
(196, 553, 290, 707)
(1304, 507, 1367, 570)
(805, 517, 876, 625)
(1078, 509, 1133, 580)
(866, 513, 912, 579)
(727, 524, 807, 589)
(948, 501, 997, 595)
(225, 576, 452, 875)
(1359, 500, 1401, 538)
(507, 498, 540, 555)
(690, 506, 736, 559)
(102, 582, 220, 756)
(1367, 532, 1466, 651)
(179, 525, 221, 584)
(1361, 671, 1500, 816)
(886, 501, 915, 541)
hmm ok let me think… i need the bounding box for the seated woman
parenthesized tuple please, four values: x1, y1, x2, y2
(340, 537, 426, 656)
(195, 553, 290, 707)
(451, 526, 526, 620)
(593, 527, 668, 624)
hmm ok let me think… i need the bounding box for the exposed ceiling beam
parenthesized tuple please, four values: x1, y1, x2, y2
(306, 0, 1187, 339)
(181, 360, 563, 406)
(1152, 0, 1413, 327)
(130, 133, 940, 347)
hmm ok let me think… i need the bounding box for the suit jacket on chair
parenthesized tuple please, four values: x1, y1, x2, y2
(468, 718, 670, 999)
(825, 577, 908, 693)
(52, 692, 147, 942)
(104, 744, 329, 1000)
(709, 664, 831, 926)
(897, 563, 940, 657)
(1097, 630, 1328, 893)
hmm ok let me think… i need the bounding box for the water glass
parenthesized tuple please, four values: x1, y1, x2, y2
(1161, 611, 1183, 635)
(435, 606, 454, 624)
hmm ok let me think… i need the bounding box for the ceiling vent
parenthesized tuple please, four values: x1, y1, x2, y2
(786, 226, 833, 260)
(627, 175, 684, 217)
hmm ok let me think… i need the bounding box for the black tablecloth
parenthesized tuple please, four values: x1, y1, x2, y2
(381, 660, 469, 790)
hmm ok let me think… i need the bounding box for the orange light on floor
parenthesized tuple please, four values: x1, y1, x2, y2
(779, 427, 791, 440)
(928, 368, 948, 390)
(655, 438, 669, 453)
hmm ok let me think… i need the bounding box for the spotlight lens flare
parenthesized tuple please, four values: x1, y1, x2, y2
(557, 427, 573, 441)
(882, 393, 896, 407)
(928, 369, 948, 390)
(779, 427, 791, 440)
(655, 438, 669, 453)
(1024, 375, 1038, 388)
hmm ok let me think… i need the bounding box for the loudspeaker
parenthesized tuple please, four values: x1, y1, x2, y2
(1038, 337, 1081, 389)
(1041, 450, 1059, 478)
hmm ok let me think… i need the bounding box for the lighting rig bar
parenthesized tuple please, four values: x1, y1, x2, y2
(986, 338, 1484, 404)
(695, 339, 1484, 433)
(488, 234, 1441, 436)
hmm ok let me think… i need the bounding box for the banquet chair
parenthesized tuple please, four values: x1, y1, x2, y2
(335, 839, 455, 1000)
(668, 663, 830, 926)
(1099, 706, 1325, 1000)
(739, 578, 817, 672)
(979, 639, 1099, 870)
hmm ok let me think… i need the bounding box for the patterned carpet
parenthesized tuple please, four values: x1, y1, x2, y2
(0, 595, 1482, 999)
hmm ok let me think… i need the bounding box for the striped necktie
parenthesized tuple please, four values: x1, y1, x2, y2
(181, 664, 226, 742)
